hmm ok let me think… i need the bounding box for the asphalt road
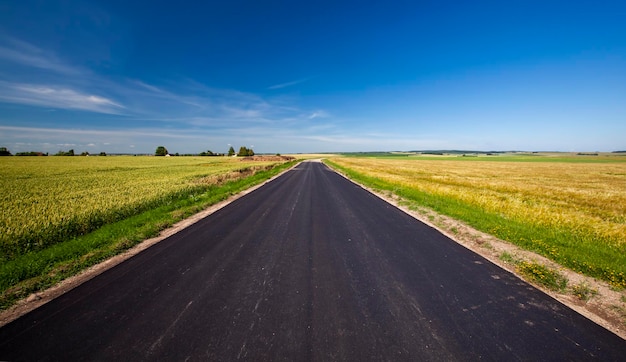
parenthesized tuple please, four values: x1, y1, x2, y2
(1, 161, 625, 361)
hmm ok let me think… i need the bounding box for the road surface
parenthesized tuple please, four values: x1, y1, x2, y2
(1, 161, 625, 360)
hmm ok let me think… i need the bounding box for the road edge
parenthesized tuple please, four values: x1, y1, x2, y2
(0, 161, 304, 327)
(323, 160, 626, 341)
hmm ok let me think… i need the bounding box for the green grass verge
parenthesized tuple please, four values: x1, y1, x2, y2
(324, 160, 626, 289)
(0, 161, 298, 310)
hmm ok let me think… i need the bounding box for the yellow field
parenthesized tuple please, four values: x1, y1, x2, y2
(328, 155, 626, 286)
(0, 156, 281, 258)
(332, 157, 626, 245)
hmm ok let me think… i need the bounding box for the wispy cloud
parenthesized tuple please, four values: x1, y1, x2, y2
(0, 36, 338, 153)
(0, 36, 81, 75)
(0, 82, 125, 114)
(308, 110, 330, 119)
(267, 77, 313, 90)
(0, 37, 331, 126)
(129, 80, 205, 109)
(0, 36, 127, 114)
(0, 125, 217, 145)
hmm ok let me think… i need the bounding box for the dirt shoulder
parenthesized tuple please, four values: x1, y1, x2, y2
(332, 168, 626, 341)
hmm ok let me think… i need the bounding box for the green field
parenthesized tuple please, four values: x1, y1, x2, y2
(326, 153, 626, 288)
(0, 156, 296, 308)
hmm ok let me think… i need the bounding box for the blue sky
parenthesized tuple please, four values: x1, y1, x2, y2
(0, 0, 625, 154)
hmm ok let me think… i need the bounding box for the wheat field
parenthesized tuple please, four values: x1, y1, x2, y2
(328, 155, 626, 287)
(0, 156, 280, 259)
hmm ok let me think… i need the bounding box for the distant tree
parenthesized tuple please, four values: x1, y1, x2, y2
(228, 146, 235, 156)
(80, 151, 90, 156)
(0, 147, 11, 156)
(55, 149, 74, 156)
(155, 146, 168, 156)
(16, 151, 47, 156)
(99, 152, 107, 156)
(200, 150, 216, 156)
(237, 146, 256, 157)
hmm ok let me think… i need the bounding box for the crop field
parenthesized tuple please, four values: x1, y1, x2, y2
(0, 156, 294, 307)
(326, 154, 626, 288)
(0, 156, 288, 259)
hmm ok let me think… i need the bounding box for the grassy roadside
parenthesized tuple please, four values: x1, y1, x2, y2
(324, 159, 626, 289)
(0, 160, 298, 310)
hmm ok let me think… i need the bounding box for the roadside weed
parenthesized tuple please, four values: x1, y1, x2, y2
(516, 261, 568, 292)
(499, 252, 517, 264)
(571, 282, 599, 302)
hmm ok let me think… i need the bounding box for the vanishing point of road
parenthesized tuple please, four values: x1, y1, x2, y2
(1, 161, 625, 360)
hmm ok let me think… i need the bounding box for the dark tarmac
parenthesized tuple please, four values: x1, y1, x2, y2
(1, 161, 624, 360)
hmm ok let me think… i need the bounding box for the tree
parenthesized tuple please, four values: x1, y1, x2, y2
(16, 151, 47, 156)
(228, 146, 235, 157)
(237, 146, 255, 157)
(0, 147, 11, 156)
(54, 149, 74, 156)
(155, 146, 168, 156)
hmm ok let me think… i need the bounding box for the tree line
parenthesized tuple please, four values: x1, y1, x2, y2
(155, 145, 255, 157)
(0, 147, 109, 156)
(0, 145, 258, 157)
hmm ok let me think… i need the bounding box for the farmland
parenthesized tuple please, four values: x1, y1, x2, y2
(326, 153, 626, 288)
(0, 156, 295, 307)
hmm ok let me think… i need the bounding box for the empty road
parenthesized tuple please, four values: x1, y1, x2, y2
(1, 161, 625, 360)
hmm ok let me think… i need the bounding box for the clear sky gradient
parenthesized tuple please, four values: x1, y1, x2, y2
(1, 0, 625, 154)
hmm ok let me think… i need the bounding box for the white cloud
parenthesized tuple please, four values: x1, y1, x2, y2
(0, 36, 127, 114)
(0, 36, 80, 75)
(0, 38, 329, 126)
(308, 110, 330, 119)
(0, 82, 125, 114)
(0, 37, 339, 153)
